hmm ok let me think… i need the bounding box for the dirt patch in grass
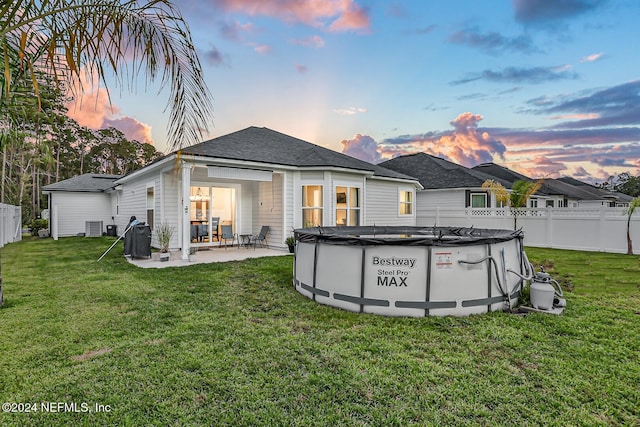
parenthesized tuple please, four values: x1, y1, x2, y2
(71, 347, 112, 362)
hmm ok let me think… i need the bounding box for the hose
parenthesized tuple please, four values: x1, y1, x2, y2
(458, 255, 510, 303)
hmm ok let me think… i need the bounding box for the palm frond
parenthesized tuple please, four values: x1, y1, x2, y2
(1, 0, 213, 151)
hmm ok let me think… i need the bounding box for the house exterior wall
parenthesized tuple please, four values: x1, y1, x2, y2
(416, 189, 465, 211)
(115, 177, 153, 238)
(50, 192, 112, 237)
(253, 173, 284, 248)
(364, 179, 416, 226)
(283, 171, 294, 241)
(160, 172, 180, 250)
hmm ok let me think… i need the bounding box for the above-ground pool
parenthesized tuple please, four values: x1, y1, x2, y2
(293, 226, 529, 317)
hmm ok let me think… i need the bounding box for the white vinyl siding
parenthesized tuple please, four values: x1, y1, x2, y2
(50, 192, 112, 237)
(253, 173, 284, 248)
(365, 179, 416, 226)
(116, 179, 148, 234)
(416, 189, 466, 210)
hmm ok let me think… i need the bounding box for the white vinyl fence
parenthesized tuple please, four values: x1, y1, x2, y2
(418, 207, 640, 254)
(0, 203, 22, 248)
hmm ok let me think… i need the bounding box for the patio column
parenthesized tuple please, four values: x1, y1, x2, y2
(181, 162, 191, 260)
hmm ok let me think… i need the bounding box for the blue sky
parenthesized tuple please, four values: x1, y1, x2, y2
(68, 0, 640, 183)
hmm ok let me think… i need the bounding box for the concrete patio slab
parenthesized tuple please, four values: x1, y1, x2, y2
(127, 247, 291, 268)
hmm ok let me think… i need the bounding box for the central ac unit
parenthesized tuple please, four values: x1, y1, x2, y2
(85, 221, 103, 237)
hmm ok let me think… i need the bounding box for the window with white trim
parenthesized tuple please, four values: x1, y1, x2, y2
(399, 189, 413, 215)
(146, 186, 155, 229)
(335, 186, 360, 226)
(302, 185, 323, 227)
(470, 193, 487, 208)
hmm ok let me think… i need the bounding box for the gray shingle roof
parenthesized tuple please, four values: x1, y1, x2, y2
(472, 163, 530, 185)
(43, 174, 121, 192)
(180, 127, 415, 181)
(379, 153, 510, 189)
(557, 176, 620, 200)
(474, 164, 622, 201)
(538, 179, 604, 200)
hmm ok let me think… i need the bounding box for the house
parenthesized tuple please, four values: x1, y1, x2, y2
(473, 163, 632, 208)
(43, 174, 122, 238)
(472, 163, 598, 208)
(45, 127, 421, 259)
(378, 153, 513, 211)
(557, 176, 633, 207)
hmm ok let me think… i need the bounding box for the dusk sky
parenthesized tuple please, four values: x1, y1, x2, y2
(66, 0, 640, 183)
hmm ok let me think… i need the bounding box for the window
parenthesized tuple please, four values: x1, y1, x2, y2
(546, 200, 555, 208)
(399, 190, 413, 215)
(146, 187, 154, 229)
(530, 199, 538, 208)
(470, 193, 487, 208)
(302, 185, 323, 227)
(335, 186, 360, 226)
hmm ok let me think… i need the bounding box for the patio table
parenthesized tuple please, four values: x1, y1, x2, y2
(239, 234, 253, 248)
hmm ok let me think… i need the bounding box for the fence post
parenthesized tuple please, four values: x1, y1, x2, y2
(0, 204, 4, 247)
(546, 208, 553, 248)
(598, 206, 605, 252)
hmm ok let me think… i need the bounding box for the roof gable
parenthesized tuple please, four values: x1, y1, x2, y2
(558, 176, 619, 200)
(43, 174, 121, 192)
(472, 163, 530, 184)
(380, 153, 509, 189)
(180, 126, 414, 181)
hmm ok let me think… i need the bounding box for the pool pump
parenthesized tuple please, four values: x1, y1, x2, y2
(529, 267, 565, 310)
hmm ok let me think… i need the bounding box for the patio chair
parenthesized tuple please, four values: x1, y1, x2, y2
(198, 223, 208, 242)
(190, 224, 198, 242)
(210, 217, 220, 241)
(253, 226, 269, 249)
(220, 225, 238, 249)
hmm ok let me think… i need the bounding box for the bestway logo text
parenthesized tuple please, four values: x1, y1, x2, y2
(372, 256, 416, 268)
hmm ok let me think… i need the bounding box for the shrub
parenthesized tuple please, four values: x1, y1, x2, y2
(29, 219, 49, 236)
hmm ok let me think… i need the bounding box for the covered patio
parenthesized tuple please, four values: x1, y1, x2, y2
(127, 247, 290, 268)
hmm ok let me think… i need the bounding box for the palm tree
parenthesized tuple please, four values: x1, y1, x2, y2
(482, 179, 543, 229)
(0, 0, 213, 152)
(626, 197, 640, 254)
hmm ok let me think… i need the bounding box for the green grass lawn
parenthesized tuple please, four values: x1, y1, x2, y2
(0, 237, 638, 426)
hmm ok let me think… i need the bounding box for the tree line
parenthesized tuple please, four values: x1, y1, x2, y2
(596, 173, 640, 198)
(0, 0, 215, 225)
(1, 77, 164, 223)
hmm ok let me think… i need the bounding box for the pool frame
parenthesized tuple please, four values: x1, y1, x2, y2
(293, 226, 527, 317)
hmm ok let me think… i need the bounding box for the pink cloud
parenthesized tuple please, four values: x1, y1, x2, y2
(66, 71, 154, 145)
(291, 35, 325, 48)
(103, 117, 153, 145)
(379, 112, 507, 167)
(341, 134, 382, 163)
(66, 78, 116, 129)
(508, 156, 568, 179)
(334, 106, 367, 115)
(211, 0, 370, 32)
(251, 43, 272, 54)
(580, 52, 603, 62)
(296, 64, 308, 73)
(550, 113, 600, 121)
